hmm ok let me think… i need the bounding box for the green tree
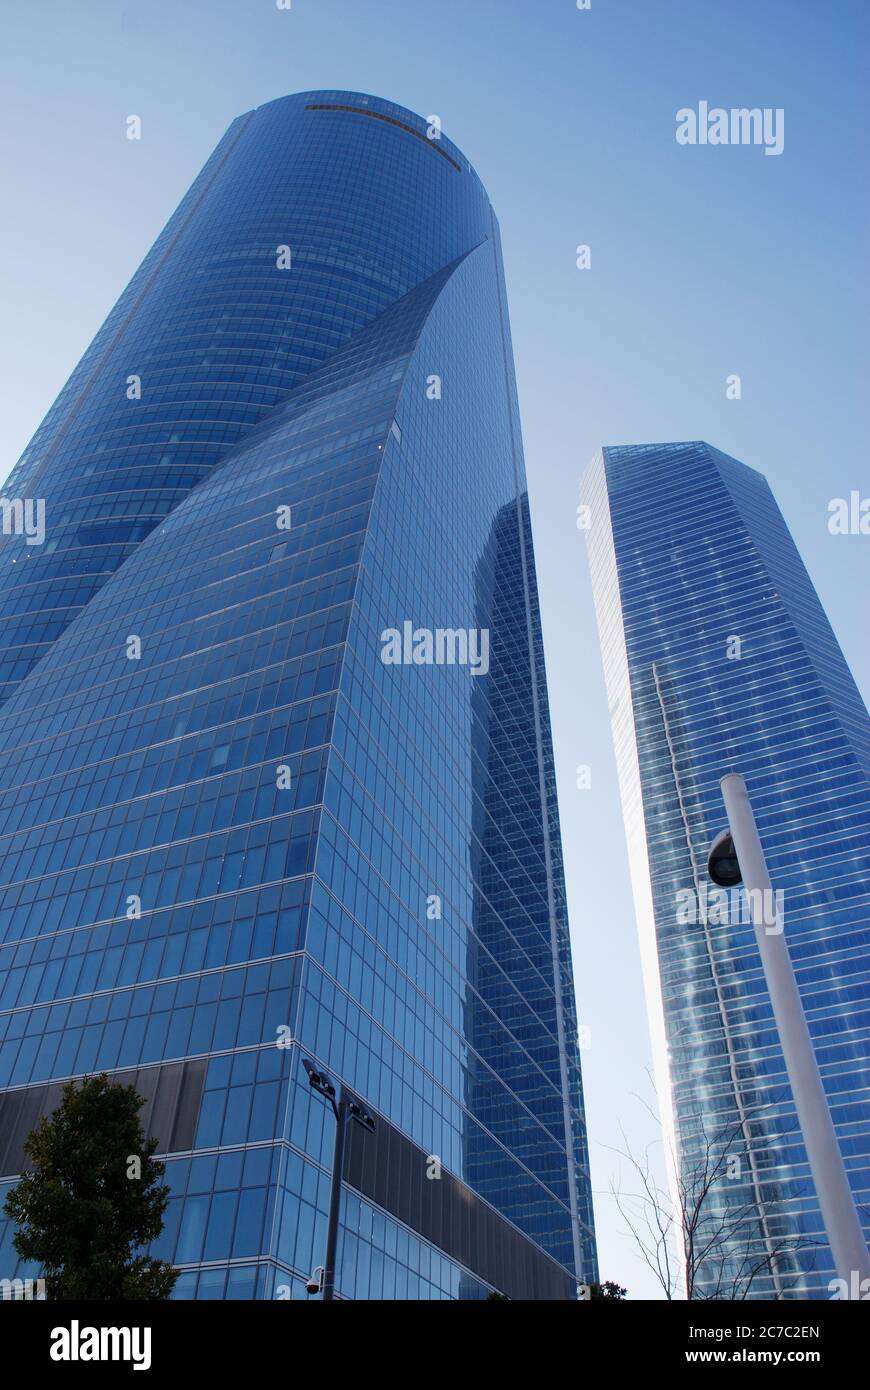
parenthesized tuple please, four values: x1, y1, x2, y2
(588, 1280, 627, 1300)
(3, 1074, 178, 1300)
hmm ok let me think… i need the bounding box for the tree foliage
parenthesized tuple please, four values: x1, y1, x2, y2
(3, 1074, 178, 1300)
(588, 1279, 628, 1300)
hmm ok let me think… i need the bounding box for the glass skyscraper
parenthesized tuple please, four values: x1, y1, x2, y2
(583, 441, 870, 1298)
(0, 92, 596, 1299)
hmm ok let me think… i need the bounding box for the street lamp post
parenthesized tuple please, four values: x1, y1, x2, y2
(303, 1059, 375, 1301)
(709, 772, 870, 1292)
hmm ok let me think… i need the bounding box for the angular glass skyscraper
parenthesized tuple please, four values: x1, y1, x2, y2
(0, 92, 596, 1299)
(584, 442, 870, 1299)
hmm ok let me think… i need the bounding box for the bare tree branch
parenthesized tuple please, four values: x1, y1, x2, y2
(608, 1080, 821, 1299)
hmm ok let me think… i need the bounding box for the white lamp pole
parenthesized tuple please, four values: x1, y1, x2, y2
(717, 772, 870, 1293)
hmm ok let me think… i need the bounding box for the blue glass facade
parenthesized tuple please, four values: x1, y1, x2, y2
(584, 442, 870, 1298)
(0, 92, 595, 1299)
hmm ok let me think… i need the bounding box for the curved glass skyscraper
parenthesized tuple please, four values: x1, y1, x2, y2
(0, 92, 596, 1299)
(584, 441, 870, 1299)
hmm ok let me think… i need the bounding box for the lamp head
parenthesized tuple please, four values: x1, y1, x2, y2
(302, 1058, 336, 1101)
(707, 828, 743, 888)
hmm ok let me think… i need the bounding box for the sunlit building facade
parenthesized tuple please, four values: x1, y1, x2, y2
(583, 441, 870, 1298)
(0, 92, 596, 1299)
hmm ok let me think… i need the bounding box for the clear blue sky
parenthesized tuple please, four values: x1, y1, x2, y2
(1, 0, 867, 1298)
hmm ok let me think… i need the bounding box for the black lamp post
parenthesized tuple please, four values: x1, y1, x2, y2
(302, 1058, 375, 1300)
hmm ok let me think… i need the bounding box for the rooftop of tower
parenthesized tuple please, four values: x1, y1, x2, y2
(599, 441, 766, 483)
(250, 89, 484, 190)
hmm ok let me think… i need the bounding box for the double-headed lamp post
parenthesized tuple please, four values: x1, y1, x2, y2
(302, 1059, 375, 1301)
(709, 772, 870, 1292)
